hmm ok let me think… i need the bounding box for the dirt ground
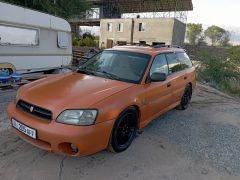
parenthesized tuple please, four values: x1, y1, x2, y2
(0, 84, 240, 180)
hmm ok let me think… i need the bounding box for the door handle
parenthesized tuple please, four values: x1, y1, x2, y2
(167, 82, 171, 88)
(184, 76, 188, 80)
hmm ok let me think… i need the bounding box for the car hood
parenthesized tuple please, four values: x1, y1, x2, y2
(19, 72, 134, 118)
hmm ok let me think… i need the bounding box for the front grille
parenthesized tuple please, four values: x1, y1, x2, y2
(17, 100, 52, 120)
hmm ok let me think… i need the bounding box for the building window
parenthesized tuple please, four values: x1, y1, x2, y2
(117, 23, 123, 32)
(107, 23, 112, 32)
(139, 23, 146, 32)
(0, 24, 39, 46)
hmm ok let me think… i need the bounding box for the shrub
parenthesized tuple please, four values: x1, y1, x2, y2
(72, 37, 80, 46)
(72, 35, 98, 48)
(82, 32, 95, 40)
(228, 46, 240, 66)
(197, 53, 240, 96)
(79, 37, 97, 47)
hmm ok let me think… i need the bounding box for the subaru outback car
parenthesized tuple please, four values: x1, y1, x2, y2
(7, 45, 196, 156)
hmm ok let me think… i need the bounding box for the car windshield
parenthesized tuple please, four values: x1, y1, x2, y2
(78, 50, 151, 84)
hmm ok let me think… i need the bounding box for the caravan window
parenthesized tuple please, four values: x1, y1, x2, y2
(57, 31, 69, 48)
(0, 24, 39, 46)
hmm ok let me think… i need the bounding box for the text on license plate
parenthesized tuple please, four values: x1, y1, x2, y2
(11, 118, 37, 139)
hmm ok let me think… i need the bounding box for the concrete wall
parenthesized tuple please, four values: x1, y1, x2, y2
(132, 18, 175, 45)
(172, 19, 186, 46)
(100, 18, 186, 48)
(100, 19, 132, 48)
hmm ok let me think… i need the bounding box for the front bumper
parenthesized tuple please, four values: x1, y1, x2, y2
(7, 102, 115, 156)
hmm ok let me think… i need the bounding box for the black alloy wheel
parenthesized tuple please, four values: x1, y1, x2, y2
(109, 107, 138, 153)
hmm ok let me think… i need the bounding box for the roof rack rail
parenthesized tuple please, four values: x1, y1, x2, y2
(152, 44, 181, 49)
(152, 42, 166, 48)
(153, 44, 166, 48)
(133, 42, 151, 46)
(169, 45, 181, 48)
(116, 43, 182, 49)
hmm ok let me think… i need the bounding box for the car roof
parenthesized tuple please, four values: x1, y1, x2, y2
(108, 45, 185, 56)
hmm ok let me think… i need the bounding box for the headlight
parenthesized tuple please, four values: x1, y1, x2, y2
(57, 110, 98, 126)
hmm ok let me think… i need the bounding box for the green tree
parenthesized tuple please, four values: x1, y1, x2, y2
(186, 23, 203, 45)
(219, 31, 231, 46)
(2, 0, 91, 19)
(197, 35, 207, 46)
(204, 25, 230, 46)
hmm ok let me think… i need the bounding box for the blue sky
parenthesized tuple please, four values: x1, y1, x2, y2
(188, 0, 240, 27)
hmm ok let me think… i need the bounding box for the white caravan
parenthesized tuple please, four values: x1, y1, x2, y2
(0, 2, 72, 74)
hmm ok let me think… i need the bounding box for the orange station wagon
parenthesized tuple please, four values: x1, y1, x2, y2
(7, 45, 196, 156)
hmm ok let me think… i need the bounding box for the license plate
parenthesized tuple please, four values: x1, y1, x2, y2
(11, 119, 37, 139)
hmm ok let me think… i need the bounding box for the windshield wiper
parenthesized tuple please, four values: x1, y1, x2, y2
(77, 68, 122, 81)
(77, 67, 95, 75)
(97, 71, 121, 81)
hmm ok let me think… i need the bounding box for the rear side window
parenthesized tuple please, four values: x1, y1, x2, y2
(165, 53, 181, 74)
(166, 52, 192, 74)
(176, 52, 192, 68)
(150, 54, 169, 76)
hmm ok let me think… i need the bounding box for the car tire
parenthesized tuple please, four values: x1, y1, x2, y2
(176, 84, 192, 110)
(108, 107, 138, 153)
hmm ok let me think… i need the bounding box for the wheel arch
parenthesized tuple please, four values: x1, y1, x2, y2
(0, 63, 16, 74)
(188, 82, 192, 88)
(131, 105, 141, 129)
(108, 104, 140, 152)
(115, 104, 141, 129)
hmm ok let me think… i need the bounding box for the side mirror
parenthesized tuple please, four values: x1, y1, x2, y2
(150, 72, 167, 82)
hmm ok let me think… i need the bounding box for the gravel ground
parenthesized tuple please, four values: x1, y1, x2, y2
(0, 89, 16, 133)
(0, 84, 240, 180)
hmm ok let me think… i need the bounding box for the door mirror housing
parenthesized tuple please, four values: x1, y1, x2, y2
(150, 72, 167, 82)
